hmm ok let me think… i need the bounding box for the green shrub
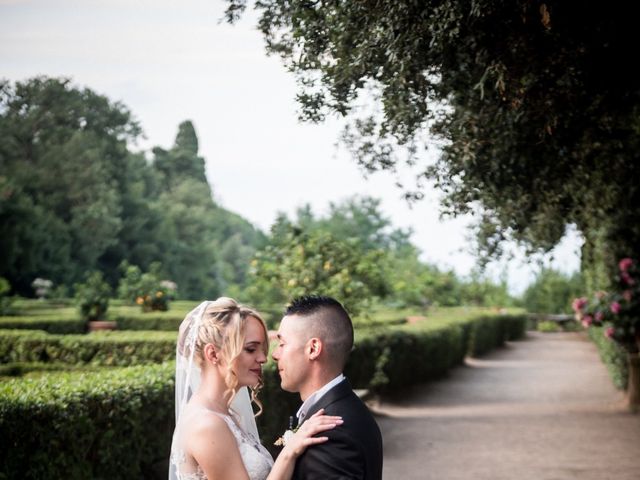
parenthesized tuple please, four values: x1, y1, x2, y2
(109, 302, 195, 330)
(117, 261, 144, 303)
(0, 277, 13, 315)
(117, 262, 176, 312)
(0, 302, 85, 333)
(0, 364, 174, 479)
(0, 311, 528, 478)
(112, 312, 184, 331)
(537, 320, 562, 333)
(0, 361, 89, 377)
(521, 268, 584, 314)
(347, 326, 463, 393)
(0, 329, 47, 363)
(75, 272, 111, 321)
(588, 325, 629, 390)
(562, 320, 582, 332)
(0, 315, 86, 333)
(138, 290, 170, 312)
(0, 330, 176, 365)
(501, 314, 528, 340)
(467, 316, 504, 356)
(466, 314, 527, 356)
(9, 298, 75, 311)
(346, 313, 527, 394)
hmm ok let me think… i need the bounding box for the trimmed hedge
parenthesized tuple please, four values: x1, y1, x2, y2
(588, 326, 629, 390)
(467, 314, 527, 357)
(0, 312, 184, 333)
(0, 313, 183, 333)
(0, 312, 528, 479)
(113, 313, 183, 331)
(347, 313, 527, 393)
(0, 330, 176, 365)
(348, 325, 467, 393)
(0, 315, 86, 333)
(109, 302, 195, 331)
(11, 298, 75, 309)
(0, 361, 88, 377)
(0, 364, 174, 480)
(0, 301, 193, 333)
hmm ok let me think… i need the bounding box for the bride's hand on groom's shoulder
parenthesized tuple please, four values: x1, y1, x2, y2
(284, 409, 343, 458)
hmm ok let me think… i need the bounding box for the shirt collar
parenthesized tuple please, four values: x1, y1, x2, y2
(296, 373, 345, 423)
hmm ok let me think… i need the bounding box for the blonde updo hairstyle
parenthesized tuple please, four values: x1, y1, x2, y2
(194, 297, 269, 415)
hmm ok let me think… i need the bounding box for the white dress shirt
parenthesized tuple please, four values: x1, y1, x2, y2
(296, 374, 345, 425)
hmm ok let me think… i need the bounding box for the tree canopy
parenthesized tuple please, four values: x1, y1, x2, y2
(521, 268, 583, 314)
(226, 0, 640, 286)
(0, 77, 264, 298)
(0, 77, 137, 292)
(248, 196, 513, 312)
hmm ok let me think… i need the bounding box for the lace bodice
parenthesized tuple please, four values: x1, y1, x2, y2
(169, 407, 274, 480)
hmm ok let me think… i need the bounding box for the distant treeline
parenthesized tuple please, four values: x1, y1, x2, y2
(0, 77, 263, 298)
(1, 76, 580, 312)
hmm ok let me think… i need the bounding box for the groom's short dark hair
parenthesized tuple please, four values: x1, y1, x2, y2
(285, 295, 354, 369)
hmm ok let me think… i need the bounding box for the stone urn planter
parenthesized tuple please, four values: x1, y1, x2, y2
(88, 320, 117, 332)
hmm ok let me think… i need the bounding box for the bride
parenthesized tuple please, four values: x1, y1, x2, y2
(169, 298, 342, 480)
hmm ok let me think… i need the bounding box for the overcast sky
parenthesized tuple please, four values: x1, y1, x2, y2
(0, 0, 582, 293)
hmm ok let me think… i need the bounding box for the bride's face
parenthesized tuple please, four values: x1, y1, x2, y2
(233, 316, 268, 387)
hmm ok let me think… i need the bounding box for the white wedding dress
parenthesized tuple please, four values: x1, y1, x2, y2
(170, 406, 274, 480)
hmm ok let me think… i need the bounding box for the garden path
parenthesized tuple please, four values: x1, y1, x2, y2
(373, 331, 640, 480)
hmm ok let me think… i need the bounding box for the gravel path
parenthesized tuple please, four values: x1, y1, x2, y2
(373, 331, 640, 480)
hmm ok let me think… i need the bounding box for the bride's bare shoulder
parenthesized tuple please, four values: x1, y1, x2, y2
(184, 410, 249, 480)
(186, 410, 234, 442)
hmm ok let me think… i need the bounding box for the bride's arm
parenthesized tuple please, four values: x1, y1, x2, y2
(266, 409, 343, 480)
(189, 414, 251, 480)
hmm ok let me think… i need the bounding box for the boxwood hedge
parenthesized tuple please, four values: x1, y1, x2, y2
(0, 315, 86, 333)
(0, 330, 176, 365)
(0, 313, 528, 479)
(0, 364, 174, 479)
(587, 325, 629, 390)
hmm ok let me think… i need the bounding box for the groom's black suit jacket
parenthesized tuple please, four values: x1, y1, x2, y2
(292, 378, 383, 480)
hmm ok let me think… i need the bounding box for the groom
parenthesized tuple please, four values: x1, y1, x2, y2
(272, 295, 383, 479)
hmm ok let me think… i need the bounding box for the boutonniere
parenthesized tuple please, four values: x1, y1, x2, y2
(274, 416, 299, 446)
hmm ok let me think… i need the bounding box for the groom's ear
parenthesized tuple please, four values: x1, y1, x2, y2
(307, 338, 322, 360)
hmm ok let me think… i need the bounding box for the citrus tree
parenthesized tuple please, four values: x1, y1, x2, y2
(248, 226, 390, 318)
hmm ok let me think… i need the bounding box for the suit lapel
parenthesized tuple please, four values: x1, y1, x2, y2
(301, 378, 352, 424)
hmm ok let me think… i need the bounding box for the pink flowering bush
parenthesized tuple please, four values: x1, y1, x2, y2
(572, 258, 639, 353)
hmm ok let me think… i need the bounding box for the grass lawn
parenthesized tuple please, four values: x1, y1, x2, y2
(3, 298, 523, 329)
